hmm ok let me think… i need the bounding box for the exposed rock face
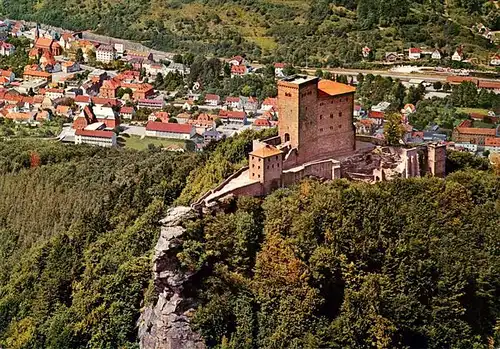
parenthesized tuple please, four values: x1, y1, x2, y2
(138, 206, 205, 349)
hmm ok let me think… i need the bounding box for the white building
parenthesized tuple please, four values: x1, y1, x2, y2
(408, 48, 421, 60)
(43, 88, 64, 99)
(0, 41, 15, 56)
(145, 121, 194, 140)
(114, 43, 124, 55)
(75, 129, 116, 147)
(490, 55, 500, 66)
(96, 45, 116, 63)
(452, 50, 463, 62)
(431, 50, 442, 60)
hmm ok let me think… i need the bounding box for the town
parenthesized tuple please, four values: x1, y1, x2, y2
(0, 20, 498, 159)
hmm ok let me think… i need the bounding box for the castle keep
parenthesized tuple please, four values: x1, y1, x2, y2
(197, 76, 446, 207)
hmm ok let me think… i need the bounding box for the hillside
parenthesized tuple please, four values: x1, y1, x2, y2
(1, 0, 499, 65)
(0, 136, 498, 348)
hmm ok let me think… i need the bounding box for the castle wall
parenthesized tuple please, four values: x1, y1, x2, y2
(282, 160, 341, 187)
(427, 144, 446, 178)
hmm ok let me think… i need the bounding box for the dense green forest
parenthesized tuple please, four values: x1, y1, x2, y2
(0, 140, 199, 348)
(1, 0, 498, 65)
(0, 135, 498, 348)
(181, 172, 500, 348)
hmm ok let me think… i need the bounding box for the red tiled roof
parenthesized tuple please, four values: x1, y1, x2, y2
(225, 96, 240, 103)
(205, 94, 220, 101)
(254, 118, 271, 127)
(74, 95, 90, 103)
(24, 70, 51, 78)
(120, 106, 134, 114)
(231, 65, 247, 74)
(478, 80, 500, 90)
(146, 121, 193, 134)
(219, 110, 246, 119)
(274, 62, 285, 68)
(409, 48, 421, 54)
(368, 111, 385, 119)
(75, 129, 115, 138)
(485, 137, 500, 146)
(446, 76, 479, 85)
(318, 80, 356, 96)
(91, 97, 120, 107)
(230, 55, 244, 64)
(262, 97, 277, 107)
(456, 127, 496, 136)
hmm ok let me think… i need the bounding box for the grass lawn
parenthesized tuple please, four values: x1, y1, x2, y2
(456, 107, 490, 115)
(245, 36, 278, 51)
(472, 121, 497, 129)
(119, 135, 187, 151)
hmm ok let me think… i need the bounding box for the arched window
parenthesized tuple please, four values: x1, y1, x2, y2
(284, 133, 290, 142)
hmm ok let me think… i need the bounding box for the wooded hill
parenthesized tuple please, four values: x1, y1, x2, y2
(2, 0, 499, 66)
(0, 135, 498, 348)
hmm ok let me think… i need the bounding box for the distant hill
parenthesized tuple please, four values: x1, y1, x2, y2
(1, 0, 499, 65)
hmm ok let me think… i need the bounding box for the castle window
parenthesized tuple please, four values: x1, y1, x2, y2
(258, 174, 261, 178)
(330, 114, 333, 118)
(272, 164, 274, 168)
(277, 163, 280, 167)
(339, 125, 342, 129)
(267, 166, 269, 169)
(339, 112, 342, 117)
(330, 126, 333, 130)
(319, 115, 323, 120)
(275, 156, 278, 160)
(252, 164, 254, 168)
(258, 166, 260, 170)
(320, 128, 323, 132)
(252, 173, 255, 177)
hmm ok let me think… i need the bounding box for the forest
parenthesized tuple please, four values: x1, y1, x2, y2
(0, 133, 498, 348)
(1, 0, 499, 65)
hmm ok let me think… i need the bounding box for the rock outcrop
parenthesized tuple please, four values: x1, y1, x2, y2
(138, 206, 205, 349)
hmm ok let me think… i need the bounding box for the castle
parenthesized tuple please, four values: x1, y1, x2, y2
(197, 76, 446, 207)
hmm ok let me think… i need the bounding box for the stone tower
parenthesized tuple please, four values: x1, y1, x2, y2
(277, 75, 356, 165)
(427, 143, 446, 178)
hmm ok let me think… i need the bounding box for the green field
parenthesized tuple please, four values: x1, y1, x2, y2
(119, 134, 187, 151)
(456, 107, 490, 116)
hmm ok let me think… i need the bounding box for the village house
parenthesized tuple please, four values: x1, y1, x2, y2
(188, 113, 216, 129)
(0, 69, 14, 83)
(240, 96, 259, 113)
(126, 50, 153, 61)
(138, 98, 164, 109)
(40, 88, 64, 100)
(203, 128, 222, 145)
(93, 105, 120, 129)
(119, 106, 135, 120)
(55, 105, 73, 118)
(490, 54, 500, 66)
(408, 48, 421, 60)
(33, 37, 62, 56)
(145, 121, 195, 140)
(452, 49, 463, 61)
(361, 46, 371, 58)
(205, 94, 220, 106)
(452, 120, 500, 145)
(0, 41, 15, 56)
(23, 69, 52, 83)
(74, 95, 91, 108)
(367, 110, 385, 126)
(61, 61, 80, 73)
(148, 111, 170, 123)
(261, 97, 277, 111)
(225, 96, 241, 109)
(478, 80, 500, 93)
(219, 110, 247, 125)
(484, 137, 500, 153)
(228, 55, 245, 66)
(385, 52, 399, 62)
(231, 65, 248, 77)
(253, 118, 272, 129)
(183, 99, 194, 111)
(274, 63, 286, 78)
(59, 33, 77, 50)
(164, 62, 188, 75)
(431, 50, 442, 60)
(96, 45, 116, 63)
(75, 129, 116, 147)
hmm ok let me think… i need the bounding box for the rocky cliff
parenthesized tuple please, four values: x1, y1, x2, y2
(138, 206, 206, 349)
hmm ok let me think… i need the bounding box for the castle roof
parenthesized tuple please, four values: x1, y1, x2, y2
(318, 80, 356, 96)
(250, 144, 283, 158)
